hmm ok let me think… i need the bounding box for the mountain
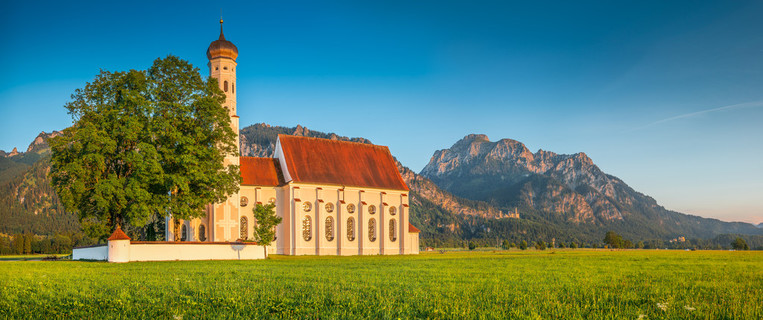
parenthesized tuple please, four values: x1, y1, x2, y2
(0, 131, 79, 235)
(420, 134, 762, 241)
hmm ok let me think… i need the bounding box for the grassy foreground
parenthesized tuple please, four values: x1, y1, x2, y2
(1, 250, 761, 319)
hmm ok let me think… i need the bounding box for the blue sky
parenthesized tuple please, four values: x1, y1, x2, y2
(1, 1, 761, 224)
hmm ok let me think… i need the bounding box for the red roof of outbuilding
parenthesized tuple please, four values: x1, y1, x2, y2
(108, 225, 131, 241)
(240, 157, 284, 186)
(277, 135, 409, 191)
(408, 223, 420, 233)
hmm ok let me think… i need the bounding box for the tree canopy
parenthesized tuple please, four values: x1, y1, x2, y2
(49, 56, 240, 240)
(731, 237, 749, 250)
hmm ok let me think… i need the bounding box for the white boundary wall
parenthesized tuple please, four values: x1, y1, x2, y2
(72, 245, 108, 260)
(73, 241, 266, 262)
(129, 242, 265, 261)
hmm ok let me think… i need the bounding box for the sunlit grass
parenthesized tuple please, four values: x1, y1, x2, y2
(1, 250, 760, 319)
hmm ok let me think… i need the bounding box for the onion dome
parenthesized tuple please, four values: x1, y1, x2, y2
(207, 19, 238, 60)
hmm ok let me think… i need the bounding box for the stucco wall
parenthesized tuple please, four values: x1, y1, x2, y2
(72, 245, 108, 261)
(286, 183, 412, 256)
(128, 242, 265, 261)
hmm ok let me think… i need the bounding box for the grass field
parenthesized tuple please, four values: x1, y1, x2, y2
(1, 250, 761, 319)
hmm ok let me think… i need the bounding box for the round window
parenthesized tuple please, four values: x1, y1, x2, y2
(347, 203, 355, 214)
(303, 201, 312, 212)
(325, 202, 334, 213)
(240, 196, 248, 207)
(368, 205, 376, 215)
(389, 206, 396, 215)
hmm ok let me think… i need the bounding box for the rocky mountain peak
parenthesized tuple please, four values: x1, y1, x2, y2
(293, 125, 309, 136)
(26, 131, 61, 154)
(420, 134, 636, 223)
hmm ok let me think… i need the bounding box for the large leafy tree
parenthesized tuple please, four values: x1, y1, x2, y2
(50, 56, 240, 240)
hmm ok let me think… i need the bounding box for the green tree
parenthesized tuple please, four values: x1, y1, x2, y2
(520, 240, 528, 250)
(252, 203, 282, 258)
(502, 240, 510, 250)
(731, 237, 749, 250)
(603, 231, 623, 249)
(23, 233, 32, 254)
(468, 241, 477, 250)
(50, 56, 240, 240)
(570, 242, 578, 249)
(12, 234, 23, 254)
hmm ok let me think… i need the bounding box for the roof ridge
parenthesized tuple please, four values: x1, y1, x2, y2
(277, 134, 387, 150)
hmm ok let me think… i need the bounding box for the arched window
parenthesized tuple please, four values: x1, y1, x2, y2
(199, 224, 207, 242)
(302, 216, 312, 241)
(240, 216, 248, 240)
(368, 218, 377, 242)
(347, 217, 355, 241)
(232, 83, 235, 94)
(172, 219, 180, 241)
(224, 80, 229, 92)
(325, 216, 334, 241)
(181, 224, 188, 241)
(389, 220, 397, 242)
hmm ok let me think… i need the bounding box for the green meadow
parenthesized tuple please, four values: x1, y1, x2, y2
(1, 250, 760, 319)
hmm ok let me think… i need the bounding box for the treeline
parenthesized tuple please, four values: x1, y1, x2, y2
(0, 232, 96, 255)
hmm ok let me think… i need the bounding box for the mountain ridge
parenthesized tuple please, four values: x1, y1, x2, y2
(420, 134, 761, 240)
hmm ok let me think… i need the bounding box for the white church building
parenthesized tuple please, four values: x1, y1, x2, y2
(166, 21, 420, 256)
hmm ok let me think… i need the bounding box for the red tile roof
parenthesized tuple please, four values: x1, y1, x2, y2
(408, 223, 420, 233)
(278, 135, 409, 191)
(240, 157, 284, 186)
(108, 225, 131, 241)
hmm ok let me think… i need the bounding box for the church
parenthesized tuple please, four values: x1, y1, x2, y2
(166, 21, 420, 255)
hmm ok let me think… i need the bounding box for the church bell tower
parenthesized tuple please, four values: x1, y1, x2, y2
(206, 19, 241, 241)
(207, 19, 239, 163)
